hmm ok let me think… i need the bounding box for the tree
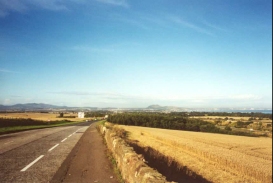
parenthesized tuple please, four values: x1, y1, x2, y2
(59, 112, 64, 118)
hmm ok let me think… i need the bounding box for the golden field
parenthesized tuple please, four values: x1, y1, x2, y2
(0, 112, 85, 122)
(115, 124, 272, 183)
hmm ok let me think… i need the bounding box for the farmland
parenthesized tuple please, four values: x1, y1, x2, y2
(0, 112, 86, 134)
(0, 112, 84, 122)
(113, 124, 272, 183)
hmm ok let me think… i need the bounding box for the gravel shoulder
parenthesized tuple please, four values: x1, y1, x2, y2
(51, 122, 120, 183)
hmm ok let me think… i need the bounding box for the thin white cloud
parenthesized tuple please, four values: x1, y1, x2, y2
(201, 19, 229, 32)
(0, 0, 68, 17)
(95, 0, 129, 8)
(0, 69, 21, 73)
(168, 15, 214, 36)
(2, 98, 11, 105)
(27, 0, 68, 11)
(228, 94, 262, 100)
(0, 0, 27, 17)
(49, 91, 263, 102)
(49, 91, 151, 101)
(71, 45, 114, 52)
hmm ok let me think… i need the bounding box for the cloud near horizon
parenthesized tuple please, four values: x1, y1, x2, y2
(0, 68, 21, 73)
(48, 91, 265, 103)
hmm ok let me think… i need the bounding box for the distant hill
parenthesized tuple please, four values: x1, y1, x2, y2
(0, 103, 99, 111)
(147, 104, 183, 111)
(0, 103, 67, 110)
(147, 104, 163, 109)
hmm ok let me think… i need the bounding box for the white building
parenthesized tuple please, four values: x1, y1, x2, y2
(78, 112, 85, 118)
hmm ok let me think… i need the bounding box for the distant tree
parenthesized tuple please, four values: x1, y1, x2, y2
(225, 126, 232, 131)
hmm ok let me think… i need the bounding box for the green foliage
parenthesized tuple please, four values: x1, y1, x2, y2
(233, 121, 253, 128)
(59, 112, 64, 117)
(224, 126, 232, 131)
(0, 118, 71, 127)
(0, 118, 82, 135)
(107, 112, 260, 137)
(170, 112, 272, 119)
(85, 111, 109, 117)
(108, 113, 219, 133)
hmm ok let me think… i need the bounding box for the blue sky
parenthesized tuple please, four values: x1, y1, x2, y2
(0, 0, 272, 108)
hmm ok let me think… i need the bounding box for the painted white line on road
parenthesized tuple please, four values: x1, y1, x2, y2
(48, 144, 59, 152)
(21, 155, 44, 172)
(4, 141, 13, 144)
(61, 138, 67, 142)
(76, 127, 85, 132)
(68, 134, 72, 138)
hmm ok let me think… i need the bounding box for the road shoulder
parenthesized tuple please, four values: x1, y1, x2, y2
(51, 122, 120, 183)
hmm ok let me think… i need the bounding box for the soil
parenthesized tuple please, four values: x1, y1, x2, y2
(51, 122, 120, 183)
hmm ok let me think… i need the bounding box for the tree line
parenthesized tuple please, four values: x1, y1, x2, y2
(85, 111, 109, 117)
(0, 118, 70, 127)
(107, 112, 260, 137)
(170, 112, 272, 119)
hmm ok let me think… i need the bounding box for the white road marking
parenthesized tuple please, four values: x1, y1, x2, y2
(76, 127, 85, 132)
(4, 141, 13, 144)
(61, 138, 67, 142)
(21, 155, 44, 172)
(68, 134, 72, 138)
(48, 144, 59, 152)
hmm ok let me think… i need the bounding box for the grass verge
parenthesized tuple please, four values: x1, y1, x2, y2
(0, 121, 85, 135)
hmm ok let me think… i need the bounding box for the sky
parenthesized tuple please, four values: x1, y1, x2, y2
(0, 0, 272, 109)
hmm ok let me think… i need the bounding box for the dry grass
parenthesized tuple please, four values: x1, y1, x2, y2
(115, 124, 272, 183)
(193, 116, 272, 123)
(0, 112, 85, 122)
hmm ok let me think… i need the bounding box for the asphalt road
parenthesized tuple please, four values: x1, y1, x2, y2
(0, 121, 93, 183)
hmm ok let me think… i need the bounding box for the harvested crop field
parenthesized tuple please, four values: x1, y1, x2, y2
(0, 112, 84, 121)
(116, 124, 272, 183)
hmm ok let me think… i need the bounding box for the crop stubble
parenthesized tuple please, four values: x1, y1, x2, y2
(117, 125, 272, 183)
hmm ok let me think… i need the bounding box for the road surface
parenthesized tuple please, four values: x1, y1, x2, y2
(51, 122, 119, 183)
(0, 121, 93, 182)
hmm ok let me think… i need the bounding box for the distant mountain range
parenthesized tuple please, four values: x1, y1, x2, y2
(0, 103, 271, 113)
(0, 103, 97, 111)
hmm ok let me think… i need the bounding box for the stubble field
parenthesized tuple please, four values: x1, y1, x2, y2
(117, 124, 272, 183)
(0, 112, 84, 121)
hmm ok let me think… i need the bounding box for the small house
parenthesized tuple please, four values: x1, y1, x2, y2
(78, 112, 85, 118)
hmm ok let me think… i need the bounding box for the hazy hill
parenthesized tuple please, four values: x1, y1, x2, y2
(0, 103, 67, 110)
(147, 104, 182, 111)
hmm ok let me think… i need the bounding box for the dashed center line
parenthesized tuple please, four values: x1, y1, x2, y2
(61, 138, 67, 142)
(20, 127, 87, 172)
(48, 144, 59, 152)
(21, 155, 44, 172)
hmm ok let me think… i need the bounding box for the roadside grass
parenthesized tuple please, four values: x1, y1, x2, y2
(0, 119, 85, 135)
(105, 149, 125, 183)
(98, 120, 106, 126)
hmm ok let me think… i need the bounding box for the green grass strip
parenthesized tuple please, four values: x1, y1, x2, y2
(0, 121, 85, 135)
